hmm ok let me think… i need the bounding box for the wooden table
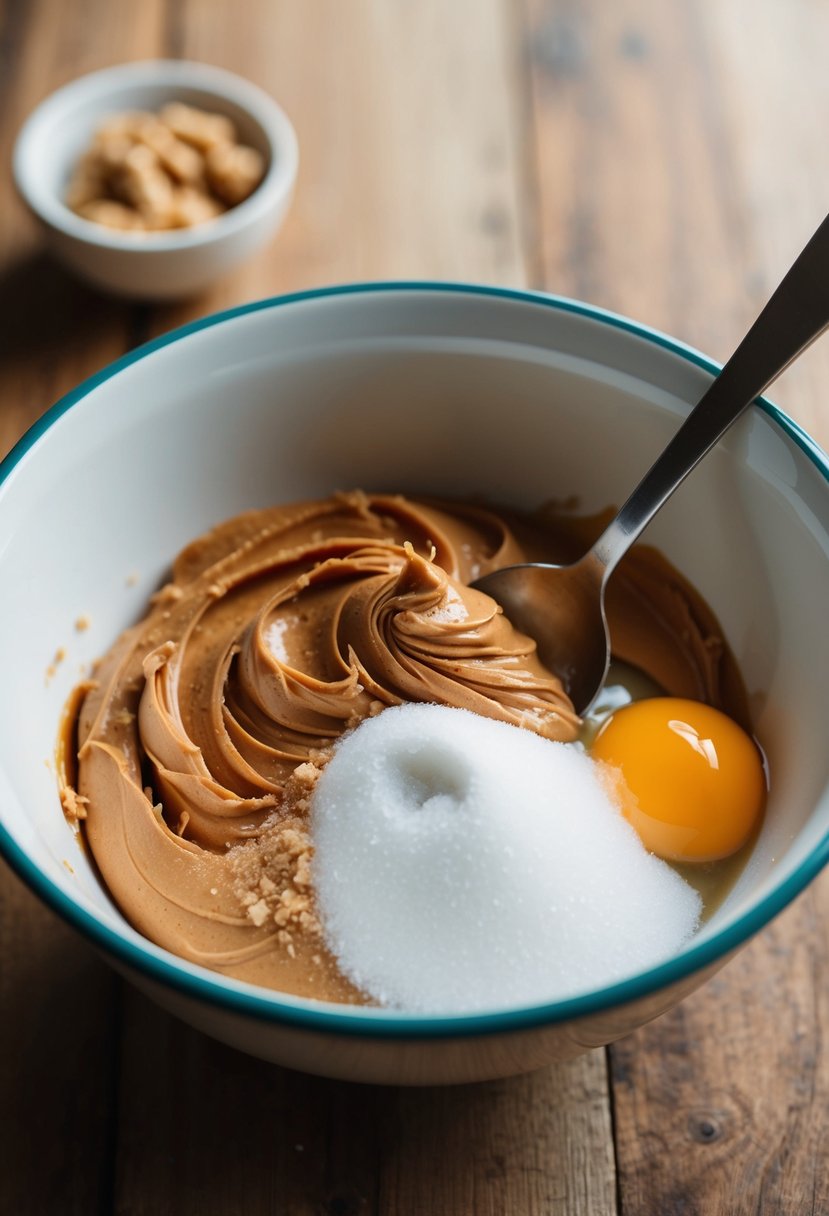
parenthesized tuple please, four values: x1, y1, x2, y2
(2, 3, 827, 1212)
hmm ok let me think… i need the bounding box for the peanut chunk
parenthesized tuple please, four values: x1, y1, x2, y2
(76, 199, 147, 232)
(66, 102, 266, 234)
(206, 142, 266, 206)
(134, 115, 205, 186)
(111, 144, 175, 226)
(169, 185, 224, 228)
(159, 101, 237, 151)
(65, 151, 108, 209)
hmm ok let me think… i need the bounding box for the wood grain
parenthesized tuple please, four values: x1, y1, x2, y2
(0, 0, 165, 450)
(0, 876, 119, 1215)
(524, 0, 757, 348)
(524, 0, 829, 443)
(148, 0, 532, 334)
(0, 3, 162, 1213)
(609, 888, 829, 1216)
(525, 1, 829, 1211)
(700, 0, 829, 447)
(2, 1, 828, 1212)
(0, 2, 615, 1213)
(114, 991, 616, 1216)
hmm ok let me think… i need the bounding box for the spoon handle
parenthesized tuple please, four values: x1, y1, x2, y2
(591, 211, 829, 579)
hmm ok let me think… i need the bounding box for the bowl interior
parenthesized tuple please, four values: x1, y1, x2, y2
(2, 285, 829, 1021)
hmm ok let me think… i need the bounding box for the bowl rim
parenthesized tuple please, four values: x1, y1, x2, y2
(1, 280, 828, 1040)
(12, 59, 299, 252)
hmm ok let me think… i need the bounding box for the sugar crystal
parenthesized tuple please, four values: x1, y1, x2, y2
(311, 703, 701, 1012)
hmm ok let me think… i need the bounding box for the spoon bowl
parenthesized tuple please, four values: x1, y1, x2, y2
(475, 213, 829, 713)
(475, 553, 609, 716)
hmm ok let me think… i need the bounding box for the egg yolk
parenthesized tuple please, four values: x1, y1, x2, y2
(591, 697, 765, 863)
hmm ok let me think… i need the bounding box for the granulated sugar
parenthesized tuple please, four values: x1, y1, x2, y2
(311, 703, 702, 1012)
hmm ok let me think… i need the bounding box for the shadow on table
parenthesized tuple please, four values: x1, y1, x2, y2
(0, 866, 121, 1216)
(111, 992, 574, 1213)
(0, 247, 132, 378)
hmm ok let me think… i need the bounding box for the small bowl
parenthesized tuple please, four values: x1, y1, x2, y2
(12, 60, 298, 299)
(1, 283, 828, 1085)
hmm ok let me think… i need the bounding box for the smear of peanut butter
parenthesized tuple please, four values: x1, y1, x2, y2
(72, 492, 742, 1002)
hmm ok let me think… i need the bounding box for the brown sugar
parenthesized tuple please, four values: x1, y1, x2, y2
(59, 784, 89, 823)
(228, 754, 329, 950)
(229, 813, 323, 942)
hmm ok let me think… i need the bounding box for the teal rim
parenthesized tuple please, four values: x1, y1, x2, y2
(1, 280, 828, 1040)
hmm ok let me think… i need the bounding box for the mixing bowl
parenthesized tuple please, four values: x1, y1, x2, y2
(1, 283, 828, 1085)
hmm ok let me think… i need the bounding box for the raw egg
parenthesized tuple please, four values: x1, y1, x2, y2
(591, 697, 765, 863)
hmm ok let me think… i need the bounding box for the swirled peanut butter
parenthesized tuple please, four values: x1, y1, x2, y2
(68, 492, 743, 1003)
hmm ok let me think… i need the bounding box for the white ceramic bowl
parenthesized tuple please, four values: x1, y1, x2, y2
(1, 284, 828, 1085)
(12, 60, 298, 299)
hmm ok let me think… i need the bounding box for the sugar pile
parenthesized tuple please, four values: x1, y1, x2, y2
(311, 703, 702, 1012)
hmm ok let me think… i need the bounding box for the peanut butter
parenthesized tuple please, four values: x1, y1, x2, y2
(69, 492, 742, 1002)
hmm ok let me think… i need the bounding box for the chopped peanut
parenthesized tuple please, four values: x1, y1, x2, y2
(66, 103, 266, 233)
(76, 199, 147, 231)
(134, 115, 205, 186)
(169, 185, 224, 228)
(205, 142, 266, 206)
(111, 144, 175, 226)
(65, 151, 109, 209)
(159, 101, 236, 150)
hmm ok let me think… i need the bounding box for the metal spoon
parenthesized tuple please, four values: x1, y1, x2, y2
(473, 212, 829, 715)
